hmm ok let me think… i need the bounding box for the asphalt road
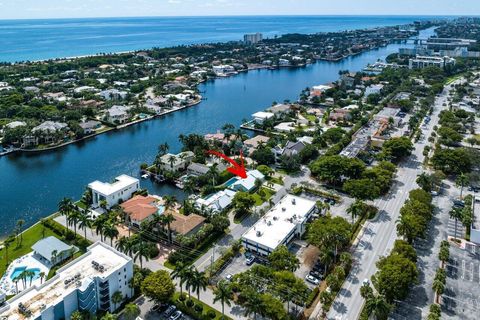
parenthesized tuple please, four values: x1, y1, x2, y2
(317, 84, 456, 320)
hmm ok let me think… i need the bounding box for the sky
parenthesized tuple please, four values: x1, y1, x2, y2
(0, 0, 478, 20)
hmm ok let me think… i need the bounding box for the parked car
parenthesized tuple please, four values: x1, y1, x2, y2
(309, 270, 323, 280)
(305, 274, 320, 285)
(453, 199, 465, 208)
(163, 305, 177, 317)
(150, 304, 165, 313)
(169, 310, 183, 320)
(431, 191, 438, 196)
(362, 278, 370, 286)
(226, 274, 233, 281)
(246, 256, 255, 266)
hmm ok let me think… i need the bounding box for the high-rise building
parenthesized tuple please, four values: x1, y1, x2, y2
(243, 33, 263, 45)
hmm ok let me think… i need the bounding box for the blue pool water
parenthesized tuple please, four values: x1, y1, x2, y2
(224, 178, 239, 187)
(10, 266, 41, 281)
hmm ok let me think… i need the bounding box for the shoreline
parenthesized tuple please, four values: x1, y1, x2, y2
(0, 35, 407, 157)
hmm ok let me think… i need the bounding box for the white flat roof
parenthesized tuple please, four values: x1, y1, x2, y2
(0, 242, 131, 320)
(88, 174, 138, 196)
(242, 195, 316, 251)
(252, 111, 274, 119)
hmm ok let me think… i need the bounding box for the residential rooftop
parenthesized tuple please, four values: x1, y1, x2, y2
(88, 174, 139, 196)
(242, 194, 316, 252)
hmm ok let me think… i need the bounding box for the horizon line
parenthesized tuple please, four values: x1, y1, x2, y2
(0, 13, 472, 22)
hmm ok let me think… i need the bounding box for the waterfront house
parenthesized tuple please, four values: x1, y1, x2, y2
(158, 151, 194, 172)
(88, 174, 140, 209)
(187, 162, 211, 176)
(5, 121, 26, 129)
(212, 65, 236, 76)
(31, 121, 68, 145)
(243, 135, 270, 155)
(120, 195, 161, 228)
(31, 236, 76, 266)
(266, 103, 291, 115)
(79, 120, 101, 135)
(252, 111, 274, 124)
(106, 105, 130, 124)
(310, 84, 333, 97)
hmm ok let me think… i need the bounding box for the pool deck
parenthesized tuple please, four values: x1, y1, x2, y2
(0, 253, 50, 295)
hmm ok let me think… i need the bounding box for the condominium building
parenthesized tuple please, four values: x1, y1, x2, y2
(0, 242, 134, 320)
(243, 33, 263, 44)
(88, 174, 140, 209)
(408, 55, 456, 69)
(242, 195, 317, 256)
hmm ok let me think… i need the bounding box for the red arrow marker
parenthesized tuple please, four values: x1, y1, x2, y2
(206, 150, 247, 179)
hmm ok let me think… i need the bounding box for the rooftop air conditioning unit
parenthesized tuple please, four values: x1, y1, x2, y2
(267, 221, 272, 226)
(256, 231, 262, 237)
(273, 216, 278, 221)
(292, 198, 296, 205)
(282, 207, 286, 211)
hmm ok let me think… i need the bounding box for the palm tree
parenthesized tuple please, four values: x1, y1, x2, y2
(39, 271, 46, 284)
(213, 280, 233, 319)
(3, 236, 14, 265)
(347, 199, 365, 223)
(67, 209, 81, 237)
(168, 155, 176, 170)
(123, 302, 140, 320)
(49, 249, 58, 266)
(171, 262, 188, 295)
(103, 222, 119, 246)
(78, 208, 92, 239)
(58, 197, 74, 231)
(93, 215, 107, 241)
(365, 295, 391, 320)
(25, 270, 36, 286)
(133, 241, 151, 269)
(432, 279, 445, 303)
(456, 173, 469, 199)
(116, 236, 130, 255)
(192, 269, 208, 301)
(450, 207, 463, 240)
(16, 219, 25, 246)
(100, 312, 117, 320)
(243, 291, 263, 320)
(70, 311, 83, 320)
(161, 213, 176, 244)
(111, 290, 123, 311)
(183, 266, 196, 299)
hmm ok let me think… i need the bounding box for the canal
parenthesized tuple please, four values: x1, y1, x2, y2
(0, 28, 435, 236)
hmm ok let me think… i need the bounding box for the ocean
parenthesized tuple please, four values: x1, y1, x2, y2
(0, 15, 445, 63)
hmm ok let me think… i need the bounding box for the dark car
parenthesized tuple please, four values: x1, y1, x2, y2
(169, 311, 183, 320)
(453, 199, 465, 208)
(309, 270, 323, 280)
(163, 305, 177, 317)
(150, 304, 166, 313)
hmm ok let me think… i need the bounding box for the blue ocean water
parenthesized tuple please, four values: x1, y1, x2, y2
(0, 15, 443, 62)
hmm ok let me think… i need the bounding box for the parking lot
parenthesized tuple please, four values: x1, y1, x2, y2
(443, 243, 480, 319)
(128, 296, 194, 320)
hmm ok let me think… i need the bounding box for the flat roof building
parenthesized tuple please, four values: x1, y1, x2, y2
(242, 195, 317, 256)
(0, 242, 133, 320)
(88, 174, 140, 209)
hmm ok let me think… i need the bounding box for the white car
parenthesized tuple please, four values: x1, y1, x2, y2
(226, 274, 233, 281)
(305, 274, 320, 285)
(362, 278, 370, 286)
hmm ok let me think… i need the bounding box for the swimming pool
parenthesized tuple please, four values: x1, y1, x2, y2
(10, 266, 41, 281)
(224, 177, 239, 187)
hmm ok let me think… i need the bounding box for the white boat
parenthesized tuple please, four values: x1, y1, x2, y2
(141, 174, 149, 179)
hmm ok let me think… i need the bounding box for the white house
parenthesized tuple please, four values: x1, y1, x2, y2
(99, 89, 128, 101)
(242, 195, 317, 256)
(226, 170, 265, 192)
(106, 105, 130, 124)
(195, 189, 237, 213)
(212, 65, 236, 76)
(158, 151, 195, 172)
(252, 111, 274, 124)
(364, 84, 384, 97)
(0, 242, 133, 320)
(88, 174, 139, 209)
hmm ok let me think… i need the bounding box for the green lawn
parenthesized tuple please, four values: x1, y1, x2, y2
(252, 187, 275, 206)
(268, 176, 284, 186)
(1, 219, 91, 278)
(172, 292, 232, 320)
(0, 222, 56, 276)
